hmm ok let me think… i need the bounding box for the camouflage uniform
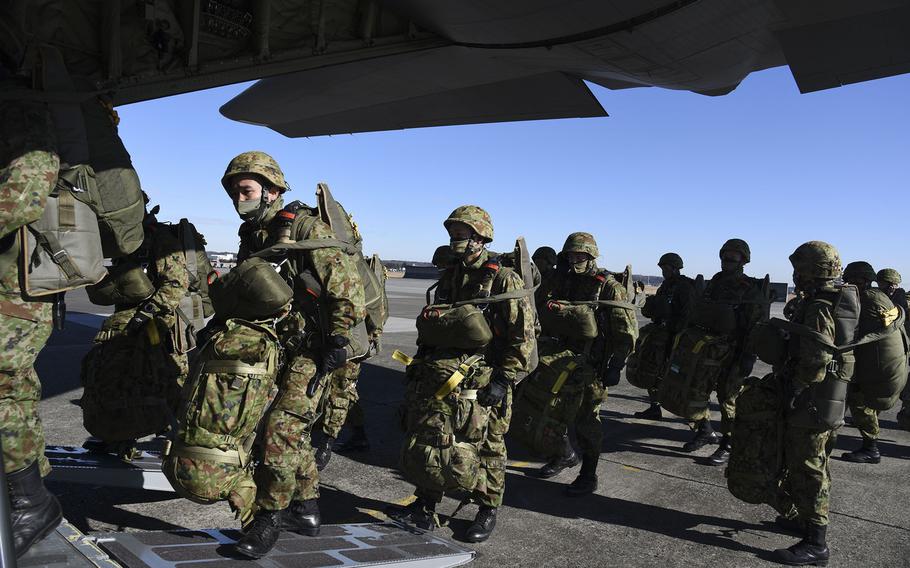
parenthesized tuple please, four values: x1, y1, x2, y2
(541, 269, 636, 460)
(226, 153, 365, 517)
(0, 100, 59, 476)
(770, 241, 846, 566)
(690, 269, 767, 436)
(424, 247, 536, 507)
(639, 267, 696, 405)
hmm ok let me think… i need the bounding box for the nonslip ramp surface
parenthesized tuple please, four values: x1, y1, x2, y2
(95, 523, 474, 567)
(45, 446, 173, 493)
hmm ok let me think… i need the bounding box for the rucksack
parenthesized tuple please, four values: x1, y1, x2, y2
(659, 327, 736, 420)
(80, 311, 181, 443)
(510, 341, 589, 456)
(163, 318, 281, 524)
(161, 219, 216, 345)
(727, 373, 785, 505)
(625, 322, 673, 390)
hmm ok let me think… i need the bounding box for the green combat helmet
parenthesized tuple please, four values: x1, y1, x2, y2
(532, 246, 558, 268)
(443, 205, 494, 242)
(221, 151, 290, 193)
(720, 239, 751, 263)
(562, 232, 599, 259)
(843, 261, 877, 283)
(789, 241, 842, 280)
(877, 268, 902, 286)
(658, 253, 684, 270)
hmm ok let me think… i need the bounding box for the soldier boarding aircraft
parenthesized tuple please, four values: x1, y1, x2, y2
(4, 1, 909, 567)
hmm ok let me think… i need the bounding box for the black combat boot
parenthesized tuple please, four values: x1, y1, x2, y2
(334, 426, 370, 453)
(707, 436, 731, 466)
(633, 403, 663, 420)
(315, 437, 334, 471)
(772, 523, 829, 566)
(565, 455, 598, 497)
(8, 461, 63, 558)
(281, 499, 321, 536)
(465, 506, 497, 543)
(386, 498, 437, 530)
(233, 509, 283, 559)
(841, 439, 880, 464)
(775, 514, 805, 535)
(537, 436, 579, 478)
(682, 419, 720, 452)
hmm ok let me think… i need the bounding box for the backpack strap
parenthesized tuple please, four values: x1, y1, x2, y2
(434, 354, 485, 400)
(179, 219, 199, 289)
(250, 214, 360, 258)
(769, 308, 903, 353)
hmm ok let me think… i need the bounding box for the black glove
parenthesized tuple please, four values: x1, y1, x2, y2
(477, 372, 511, 407)
(321, 335, 350, 374)
(126, 303, 156, 334)
(602, 359, 624, 387)
(739, 354, 757, 377)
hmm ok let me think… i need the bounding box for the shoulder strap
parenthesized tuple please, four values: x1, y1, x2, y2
(179, 219, 198, 287)
(769, 307, 904, 353)
(250, 215, 359, 258)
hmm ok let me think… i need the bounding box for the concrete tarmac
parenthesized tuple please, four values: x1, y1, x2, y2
(36, 279, 910, 567)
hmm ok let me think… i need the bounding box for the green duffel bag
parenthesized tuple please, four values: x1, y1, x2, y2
(727, 373, 785, 505)
(416, 304, 493, 349)
(511, 345, 589, 457)
(538, 300, 598, 340)
(163, 318, 280, 524)
(86, 261, 155, 306)
(659, 327, 735, 420)
(209, 258, 293, 321)
(626, 323, 672, 390)
(691, 301, 738, 335)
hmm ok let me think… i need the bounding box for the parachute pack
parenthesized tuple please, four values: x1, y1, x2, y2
(163, 318, 281, 524)
(416, 237, 540, 377)
(625, 322, 672, 390)
(253, 183, 388, 360)
(658, 327, 736, 420)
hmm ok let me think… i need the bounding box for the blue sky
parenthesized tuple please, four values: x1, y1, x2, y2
(118, 66, 909, 283)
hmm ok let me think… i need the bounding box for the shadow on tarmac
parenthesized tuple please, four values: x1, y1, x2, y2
(48, 480, 185, 533)
(499, 471, 773, 559)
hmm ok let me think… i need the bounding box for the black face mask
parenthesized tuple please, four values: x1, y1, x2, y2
(721, 260, 743, 275)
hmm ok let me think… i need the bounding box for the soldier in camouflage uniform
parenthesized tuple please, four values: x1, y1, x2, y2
(769, 241, 846, 566)
(221, 152, 366, 559)
(679, 239, 767, 466)
(81, 201, 191, 458)
(532, 246, 557, 308)
(390, 205, 535, 543)
(840, 262, 893, 465)
(876, 268, 910, 430)
(0, 97, 64, 558)
(633, 253, 697, 420)
(533, 233, 637, 494)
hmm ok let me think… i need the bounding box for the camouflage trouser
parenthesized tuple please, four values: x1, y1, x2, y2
(774, 425, 836, 526)
(476, 387, 512, 508)
(255, 351, 327, 510)
(0, 272, 53, 475)
(690, 370, 745, 437)
(847, 389, 879, 442)
(318, 362, 362, 439)
(576, 378, 608, 460)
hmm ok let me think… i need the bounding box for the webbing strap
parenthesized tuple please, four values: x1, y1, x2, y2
(204, 357, 274, 376)
(392, 350, 414, 366)
(556, 299, 638, 311)
(434, 354, 484, 400)
(28, 225, 83, 282)
(170, 442, 247, 467)
(551, 361, 579, 394)
(769, 315, 901, 353)
(180, 219, 198, 288)
(251, 238, 361, 257)
(57, 190, 76, 229)
(444, 285, 538, 308)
